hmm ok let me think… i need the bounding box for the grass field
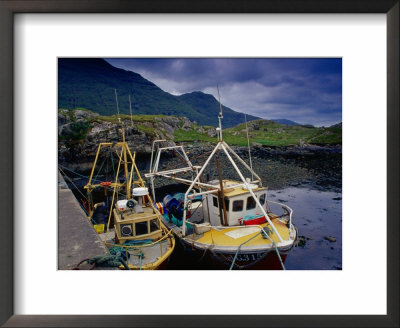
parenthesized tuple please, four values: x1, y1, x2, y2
(174, 120, 341, 146)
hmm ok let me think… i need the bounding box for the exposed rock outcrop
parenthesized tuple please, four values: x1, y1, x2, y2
(58, 109, 198, 165)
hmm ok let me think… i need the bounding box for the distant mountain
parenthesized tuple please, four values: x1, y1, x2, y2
(178, 92, 259, 128)
(58, 58, 259, 127)
(329, 122, 342, 129)
(272, 119, 300, 126)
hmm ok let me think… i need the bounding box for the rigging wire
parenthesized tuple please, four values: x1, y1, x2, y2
(59, 167, 88, 201)
(94, 151, 108, 182)
(245, 114, 254, 181)
(58, 164, 101, 183)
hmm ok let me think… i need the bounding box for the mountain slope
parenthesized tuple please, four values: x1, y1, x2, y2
(177, 92, 258, 127)
(272, 119, 300, 126)
(58, 58, 259, 127)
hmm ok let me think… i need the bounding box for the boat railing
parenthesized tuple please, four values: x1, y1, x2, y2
(104, 228, 173, 249)
(147, 143, 199, 200)
(150, 145, 194, 174)
(267, 200, 293, 227)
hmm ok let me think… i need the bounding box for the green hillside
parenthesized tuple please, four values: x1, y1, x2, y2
(175, 119, 342, 146)
(58, 58, 258, 128)
(59, 107, 341, 147)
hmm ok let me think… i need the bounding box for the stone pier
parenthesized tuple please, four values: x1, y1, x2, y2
(58, 172, 111, 270)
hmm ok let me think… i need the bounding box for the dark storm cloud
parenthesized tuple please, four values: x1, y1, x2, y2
(105, 58, 341, 126)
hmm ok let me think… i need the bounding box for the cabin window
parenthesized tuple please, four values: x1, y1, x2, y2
(120, 223, 133, 237)
(135, 221, 149, 236)
(213, 196, 219, 208)
(150, 218, 160, 233)
(259, 193, 266, 205)
(232, 200, 243, 212)
(224, 198, 230, 212)
(246, 196, 256, 210)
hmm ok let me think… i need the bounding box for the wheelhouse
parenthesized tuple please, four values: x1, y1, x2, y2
(205, 180, 268, 226)
(114, 188, 163, 243)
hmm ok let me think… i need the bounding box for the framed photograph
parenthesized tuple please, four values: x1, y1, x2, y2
(1, 1, 398, 327)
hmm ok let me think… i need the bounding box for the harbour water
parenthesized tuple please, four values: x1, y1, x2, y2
(270, 187, 342, 270)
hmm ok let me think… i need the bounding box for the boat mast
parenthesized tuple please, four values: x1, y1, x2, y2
(128, 94, 135, 198)
(114, 89, 130, 199)
(217, 85, 223, 141)
(128, 94, 134, 128)
(216, 86, 228, 225)
(216, 153, 228, 226)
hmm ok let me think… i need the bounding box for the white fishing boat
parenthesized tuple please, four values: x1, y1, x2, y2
(145, 98, 297, 270)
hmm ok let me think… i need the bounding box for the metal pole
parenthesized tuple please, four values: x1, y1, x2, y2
(86, 144, 102, 186)
(151, 176, 156, 203)
(106, 148, 124, 233)
(153, 149, 162, 176)
(217, 86, 223, 141)
(150, 141, 156, 174)
(127, 152, 135, 200)
(150, 140, 165, 173)
(220, 143, 283, 242)
(216, 151, 228, 226)
(182, 142, 222, 236)
(181, 147, 193, 168)
(222, 141, 262, 186)
(114, 89, 120, 119)
(114, 89, 128, 187)
(153, 174, 219, 189)
(188, 189, 219, 197)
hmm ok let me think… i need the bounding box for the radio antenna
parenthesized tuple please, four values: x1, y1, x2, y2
(217, 85, 223, 141)
(128, 94, 134, 127)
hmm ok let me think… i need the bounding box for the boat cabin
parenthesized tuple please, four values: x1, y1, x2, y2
(113, 187, 163, 243)
(204, 180, 268, 227)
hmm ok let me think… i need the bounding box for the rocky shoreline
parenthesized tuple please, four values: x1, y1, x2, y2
(60, 143, 341, 193)
(58, 109, 341, 193)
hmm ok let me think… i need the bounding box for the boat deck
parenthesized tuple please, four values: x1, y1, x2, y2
(99, 229, 172, 269)
(191, 219, 290, 247)
(125, 240, 170, 268)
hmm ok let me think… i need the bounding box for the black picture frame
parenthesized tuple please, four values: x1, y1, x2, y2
(0, 1, 398, 327)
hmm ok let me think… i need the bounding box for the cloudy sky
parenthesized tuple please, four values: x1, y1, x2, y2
(105, 58, 342, 127)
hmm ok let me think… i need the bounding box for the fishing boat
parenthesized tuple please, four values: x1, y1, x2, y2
(83, 92, 175, 270)
(145, 99, 297, 270)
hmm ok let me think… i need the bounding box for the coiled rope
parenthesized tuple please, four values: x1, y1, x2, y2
(73, 253, 130, 270)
